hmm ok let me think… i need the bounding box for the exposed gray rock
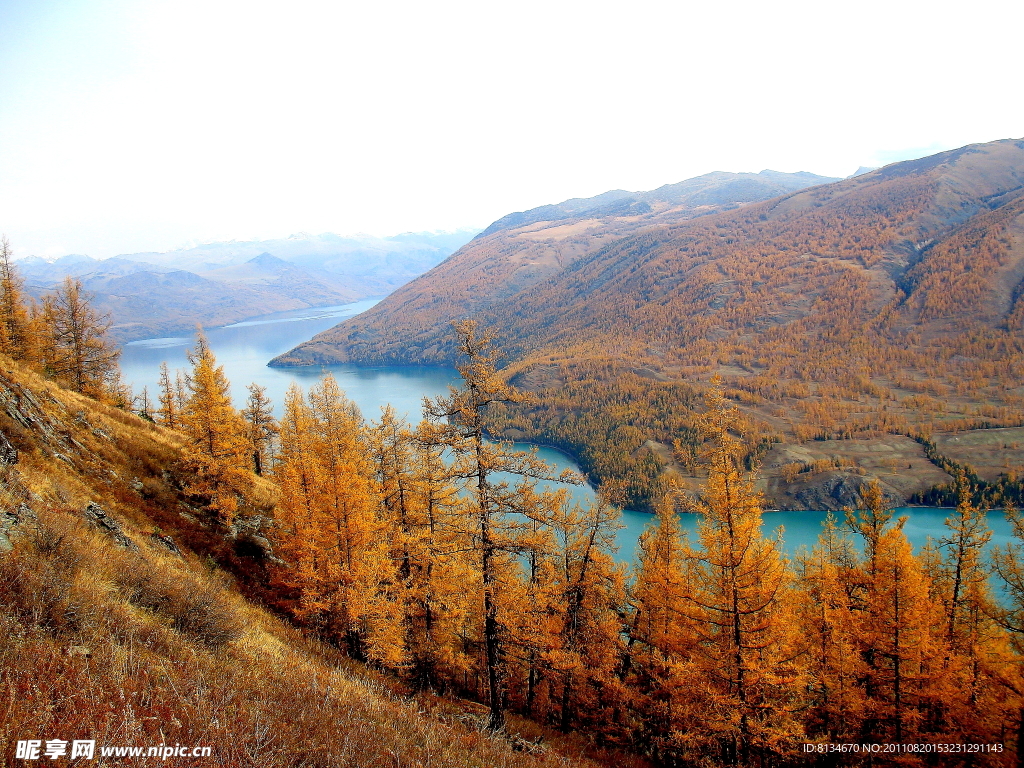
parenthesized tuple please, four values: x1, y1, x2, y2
(150, 532, 182, 556)
(229, 515, 280, 562)
(0, 510, 18, 553)
(0, 430, 17, 465)
(83, 502, 138, 551)
(791, 472, 904, 512)
(0, 503, 36, 553)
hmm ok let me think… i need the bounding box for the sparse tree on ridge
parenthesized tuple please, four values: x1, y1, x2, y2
(157, 361, 179, 429)
(0, 234, 34, 361)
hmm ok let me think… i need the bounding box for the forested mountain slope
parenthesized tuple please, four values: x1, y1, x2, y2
(273, 139, 1024, 509)
(272, 169, 838, 367)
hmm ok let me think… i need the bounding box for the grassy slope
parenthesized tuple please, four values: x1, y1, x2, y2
(0, 358, 633, 768)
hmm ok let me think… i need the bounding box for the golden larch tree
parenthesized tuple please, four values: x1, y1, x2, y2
(682, 384, 805, 765)
(423, 319, 576, 730)
(178, 332, 250, 523)
(40, 277, 120, 397)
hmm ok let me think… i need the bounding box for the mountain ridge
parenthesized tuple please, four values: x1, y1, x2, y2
(272, 168, 841, 367)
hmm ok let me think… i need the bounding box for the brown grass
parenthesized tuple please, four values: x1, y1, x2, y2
(0, 506, 616, 767)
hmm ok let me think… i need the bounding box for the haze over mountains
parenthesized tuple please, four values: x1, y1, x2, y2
(274, 138, 1024, 509)
(18, 230, 477, 341)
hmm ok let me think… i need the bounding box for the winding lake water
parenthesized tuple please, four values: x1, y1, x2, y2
(119, 300, 1018, 566)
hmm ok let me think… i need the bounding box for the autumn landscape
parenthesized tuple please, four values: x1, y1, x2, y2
(1, 134, 1024, 766)
(4, 0, 1024, 765)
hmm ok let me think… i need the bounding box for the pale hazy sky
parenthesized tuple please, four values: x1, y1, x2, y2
(1, 0, 1021, 259)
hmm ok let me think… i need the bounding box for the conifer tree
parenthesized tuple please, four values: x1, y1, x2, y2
(937, 471, 993, 651)
(273, 378, 395, 662)
(423, 319, 574, 730)
(682, 384, 804, 765)
(546, 493, 626, 733)
(175, 370, 188, 414)
(156, 362, 179, 429)
(989, 502, 1024, 754)
(242, 382, 278, 476)
(857, 525, 942, 743)
(626, 495, 697, 758)
(367, 407, 457, 677)
(0, 235, 33, 361)
(40, 276, 120, 397)
(796, 514, 866, 743)
(508, 488, 560, 719)
(841, 482, 955, 744)
(274, 384, 328, 616)
(178, 332, 250, 522)
(371, 406, 414, 579)
(926, 477, 1013, 745)
(405, 417, 474, 689)
(309, 375, 389, 661)
(135, 386, 154, 421)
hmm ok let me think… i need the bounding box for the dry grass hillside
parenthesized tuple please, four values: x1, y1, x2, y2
(271, 139, 1024, 509)
(0, 357, 639, 768)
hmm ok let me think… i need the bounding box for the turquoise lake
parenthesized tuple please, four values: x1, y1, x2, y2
(118, 300, 1018, 566)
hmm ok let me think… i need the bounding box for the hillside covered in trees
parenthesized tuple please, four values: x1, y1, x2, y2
(273, 139, 1024, 510)
(4, 310, 1024, 765)
(273, 169, 839, 369)
(0, 261, 639, 767)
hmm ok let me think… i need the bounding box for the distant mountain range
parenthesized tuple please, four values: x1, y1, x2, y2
(271, 139, 1024, 510)
(18, 231, 478, 341)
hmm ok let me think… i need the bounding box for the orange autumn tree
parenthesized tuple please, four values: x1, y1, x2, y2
(856, 522, 943, 743)
(156, 361, 179, 429)
(39, 277, 120, 398)
(274, 377, 396, 662)
(927, 472, 1017, 743)
(0, 234, 35, 362)
(178, 332, 251, 523)
(795, 513, 866, 744)
(542, 492, 627, 734)
(241, 382, 278, 476)
(843, 482, 960, 744)
(423, 319, 577, 731)
(680, 385, 804, 765)
(368, 408, 475, 688)
(273, 383, 327, 619)
(626, 496, 700, 758)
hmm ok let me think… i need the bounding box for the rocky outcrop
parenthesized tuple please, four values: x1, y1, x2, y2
(150, 532, 183, 556)
(84, 502, 138, 551)
(0, 503, 35, 553)
(0, 430, 17, 465)
(787, 472, 904, 512)
(229, 515, 279, 562)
